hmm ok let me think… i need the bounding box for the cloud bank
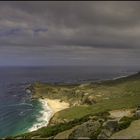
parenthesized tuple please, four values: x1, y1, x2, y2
(0, 1, 140, 66)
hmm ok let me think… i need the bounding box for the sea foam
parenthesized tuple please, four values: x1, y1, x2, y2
(28, 99, 54, 132)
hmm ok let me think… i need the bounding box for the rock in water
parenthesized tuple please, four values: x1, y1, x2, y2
(26, 89, 31, 94)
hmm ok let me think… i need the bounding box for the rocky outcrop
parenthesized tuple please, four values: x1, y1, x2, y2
(82, 95, 97, 105)
(102, 120, 118, 132)
(68, 120, 101, 139)
(97, 119, 118, 139)
(97, 129, 112, 139)
(54, 114, 119, 139)
(54, 125, 80, 139)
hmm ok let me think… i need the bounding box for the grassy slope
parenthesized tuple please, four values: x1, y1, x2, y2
(51, 72, 140, 120)
(12, 72, 140, 138)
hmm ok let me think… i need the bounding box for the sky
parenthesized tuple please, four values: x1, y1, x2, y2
(0, 1, 140, 66)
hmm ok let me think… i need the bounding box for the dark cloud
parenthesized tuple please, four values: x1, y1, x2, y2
(0, 1, 140, 66)
(1, 1, 140, 48)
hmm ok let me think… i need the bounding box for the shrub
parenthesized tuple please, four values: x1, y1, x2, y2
(118, 116, 138, 130)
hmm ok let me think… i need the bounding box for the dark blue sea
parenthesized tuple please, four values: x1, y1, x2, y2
(0, 65, 139, 138)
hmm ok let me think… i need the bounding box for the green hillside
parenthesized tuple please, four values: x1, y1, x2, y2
(9, 72, 140, 139)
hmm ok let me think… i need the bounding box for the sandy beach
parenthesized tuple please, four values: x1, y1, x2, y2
(46, 98, 70, 114)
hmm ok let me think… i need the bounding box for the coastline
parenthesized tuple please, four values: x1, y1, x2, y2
(27, 71, 138, 133)
(28, 98, 70, 132)
(112, 72, 137, 80)
(10, 71, 140, 139)
(96, 72, 138, 83)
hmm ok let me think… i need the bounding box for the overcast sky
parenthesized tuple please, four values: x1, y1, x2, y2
(0, 1, 140, 66)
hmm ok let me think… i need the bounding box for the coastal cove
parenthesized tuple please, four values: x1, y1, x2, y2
(28, 98, 70, 132)
(0, 65, 140, 138)
(13, 71, 140, 139)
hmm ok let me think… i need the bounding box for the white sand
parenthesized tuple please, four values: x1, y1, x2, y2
(46, 98, 70, 113)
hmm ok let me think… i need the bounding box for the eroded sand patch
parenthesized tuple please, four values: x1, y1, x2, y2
(109, 109, 134, 120)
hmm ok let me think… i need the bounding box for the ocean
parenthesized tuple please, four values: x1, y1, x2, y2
(0, 65, 139, 138)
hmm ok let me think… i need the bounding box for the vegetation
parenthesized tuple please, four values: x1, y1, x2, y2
(9, 72, 140, 139)
(13, 114, 96, 139)
(118, 116, 138, 130)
